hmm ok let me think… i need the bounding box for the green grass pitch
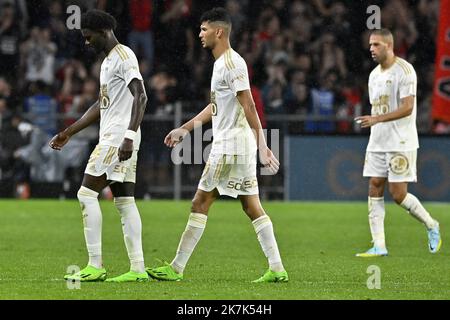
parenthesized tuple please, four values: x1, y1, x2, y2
(0, 200, 449, 299)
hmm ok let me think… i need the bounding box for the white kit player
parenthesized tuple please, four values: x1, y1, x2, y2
(147, 8, 288, 283)
(50, 10, 149, 282)
(355, 29, 441, 257)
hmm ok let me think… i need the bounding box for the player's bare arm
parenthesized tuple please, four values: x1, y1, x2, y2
(118, 78, 148, 162)
(355, 95, 414, 128)
(49, 100, 100, 150)
(236, 89, 279, 174)
(164, 104, 212, 148)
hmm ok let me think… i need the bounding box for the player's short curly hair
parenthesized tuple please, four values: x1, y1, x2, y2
(200, 7, 232, 26)
(81, 9, 117, 31)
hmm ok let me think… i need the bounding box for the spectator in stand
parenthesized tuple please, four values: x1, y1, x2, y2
(312, 32, 347, 81)
(337, 78, 362, 134)
(271, 0, 289, 29)
(225, 0, 246, 45)
(0, 2, 21, 83)
(58, 59, 88, 125)
(261, 56, 288, 128)
(0, 113, 31, 198)
(0, 96, 11, 129)
(254, 6, 280, 53)
(0, 77, 13, 106)
(142, 68, 179, 191)
(157, 0, 195, 81)
(128, 0, 154, 77)
(305, 71, 341, 133)
(63, 76, 99, 144)
(290, 51, 314, 86)
(284, 69, 310, 134)
(285, 1, 313, 51)
(20, 27, 57, 87)
(23, 80, 58, 136)
(264, 33, 290, 69)
(47, 0, 74, 62)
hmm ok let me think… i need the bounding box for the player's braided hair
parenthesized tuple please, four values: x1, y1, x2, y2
(81, 9, 117, 31)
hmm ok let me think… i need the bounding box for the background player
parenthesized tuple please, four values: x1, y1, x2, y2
(147, 8, 288, 283)
(355, 29, 441, 257)
(49, 10, 149, 282)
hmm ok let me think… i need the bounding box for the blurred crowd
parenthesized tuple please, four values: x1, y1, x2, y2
(0, 0, 447, 198)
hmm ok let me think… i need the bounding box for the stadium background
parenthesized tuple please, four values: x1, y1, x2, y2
(0, 0, 448, 201)
(1, 0, 450, 302)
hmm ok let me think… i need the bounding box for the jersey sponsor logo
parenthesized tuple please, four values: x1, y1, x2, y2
(227, 179, 258, 191)
(371, 94, 389, 115)
(113, 164, 127, 174)
(389, 154, 409, 175)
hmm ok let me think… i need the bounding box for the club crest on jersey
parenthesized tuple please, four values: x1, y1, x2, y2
(389, 154, 409, 175)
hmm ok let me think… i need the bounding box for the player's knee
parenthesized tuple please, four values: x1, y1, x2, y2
(113, 197, 135, 210)
(191, 197, 208, 214)
(77, 186, 98, 202)
(241, 202, 251, 216)
(390, 190, 406, 205)
(241, 203, 265, 219)
(369, 181, 384, 197)
(191, 191, 218, 214)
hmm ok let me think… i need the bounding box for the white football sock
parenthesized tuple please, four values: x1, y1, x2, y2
(400, 193, 438, 229)
(114, 197, 145, 273)
(171, 213, 207, 274)
(252, 215, 284, 272)
(77, 186, 102, 269)
(368, 197, 386, 249)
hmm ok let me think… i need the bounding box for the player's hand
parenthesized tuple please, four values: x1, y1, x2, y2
(354, 115, 379, 128)
(164, 128, 188, 148)
(259, 147, 280, 175)
(49, 131, 70, 150)
(118, 138, 133, 162)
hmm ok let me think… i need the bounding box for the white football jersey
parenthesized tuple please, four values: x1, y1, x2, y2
(98, 44, 143, 149)
(367, 57, 419, 151)
(210, 48, 257, 155)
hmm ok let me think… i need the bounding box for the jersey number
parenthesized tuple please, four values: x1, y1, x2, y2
(210, 91, 217, 116)
(211, 103, 217, 116)
(100, 84, 110, 109)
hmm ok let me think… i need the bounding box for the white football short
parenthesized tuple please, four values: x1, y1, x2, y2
(363, 150, 417, 182)
(84, 144, 138, 183)
(198, 152, 259, 198)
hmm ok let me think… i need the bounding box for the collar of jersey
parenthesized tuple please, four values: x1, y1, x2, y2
(106, 44, 121, 59)
(215, 48, 232, 63)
